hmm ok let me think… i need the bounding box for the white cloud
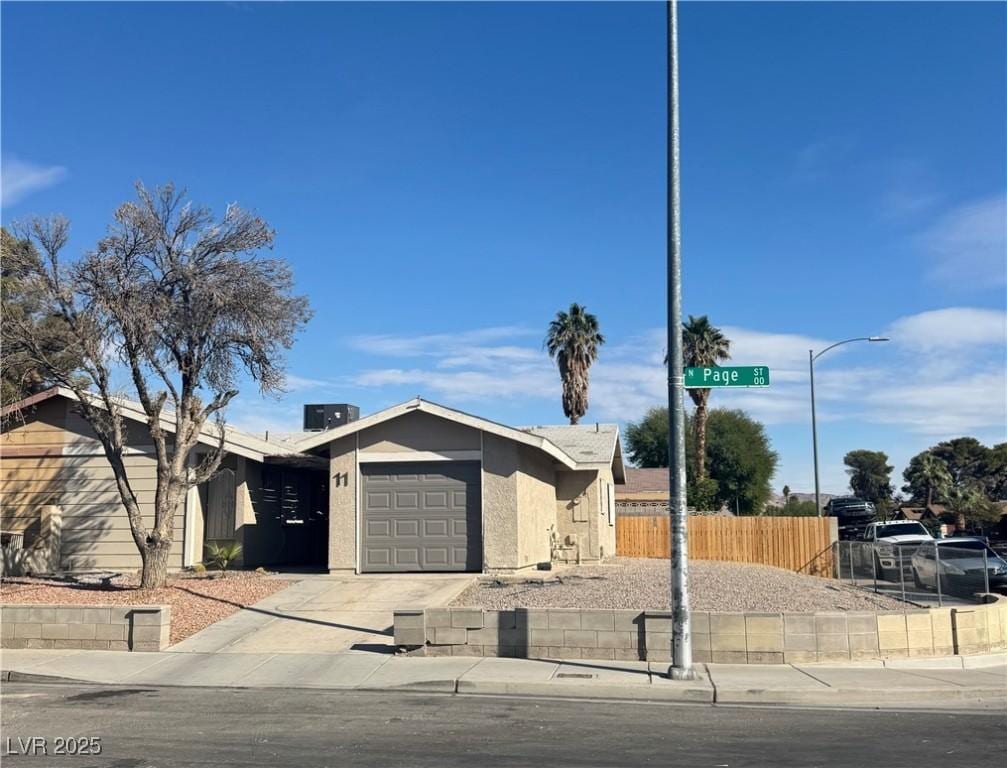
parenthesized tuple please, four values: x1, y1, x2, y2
(792, 136, 853, 182)
(921, 193, 1007, 287)
(862, 371, 1007, 437)
(353, 366, 555, 402)
(343, 307, 1005, 440)
(885, 307, 1006, 354)
(349, 326, 536, 358)
(282, 373, 334, 392)
(1, 156, 68, 207)
(878, 158, 940, 219)
(224, 397, 302, 439)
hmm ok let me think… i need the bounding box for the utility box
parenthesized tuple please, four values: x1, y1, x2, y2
(303, 404, 359, 432)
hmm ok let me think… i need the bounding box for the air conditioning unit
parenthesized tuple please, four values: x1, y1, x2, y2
(303, 404, 360, 432)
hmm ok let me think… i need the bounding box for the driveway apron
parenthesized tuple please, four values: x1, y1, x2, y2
(168, 574, 474, 655)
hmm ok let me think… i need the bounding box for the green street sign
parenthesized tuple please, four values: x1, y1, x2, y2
(684, 366, 770, 388)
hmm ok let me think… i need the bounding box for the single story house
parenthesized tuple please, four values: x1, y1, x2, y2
(616, 467, 672, 516)
(615, 467, 733, 517)
(891, 504, 947, 525)
(1, 389, 624, 575)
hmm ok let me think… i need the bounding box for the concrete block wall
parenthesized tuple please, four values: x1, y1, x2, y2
(393, 596, 1007, 664)
(1, 604, 170, 651)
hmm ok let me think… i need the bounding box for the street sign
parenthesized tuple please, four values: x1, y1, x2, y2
(684, 366, 770, 388)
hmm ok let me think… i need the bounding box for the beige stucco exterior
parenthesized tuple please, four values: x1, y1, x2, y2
(2, 392, 622, 576)
(318, 409, 621, 574)
(328, 435, 357, 571)
(358, 410, 480, 454)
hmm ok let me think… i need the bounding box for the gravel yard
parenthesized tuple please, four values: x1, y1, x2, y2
(0, 571, 291, 645)
(452, 558, 908, 613)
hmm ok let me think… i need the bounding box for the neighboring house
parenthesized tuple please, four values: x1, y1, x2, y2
(892, 504, 947, 525)
(616, 468, 671, 517)
(0, 389, 624, 574)
(0, 387, 319, 572)
(615, 467, 733, 516)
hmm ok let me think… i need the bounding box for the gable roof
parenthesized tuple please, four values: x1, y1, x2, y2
(1, 386, 288, 462)
(296, 397, 625, 480)
(619, 467, 671, 495)
(3, 389, 626, 479)
(521, 423, 624, 480)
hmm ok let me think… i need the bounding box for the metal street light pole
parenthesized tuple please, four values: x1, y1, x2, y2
(666, 0, 693, 680)
(810, 336, 889, 516)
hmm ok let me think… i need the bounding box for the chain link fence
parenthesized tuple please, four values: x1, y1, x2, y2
(833, 539, 1007, 606)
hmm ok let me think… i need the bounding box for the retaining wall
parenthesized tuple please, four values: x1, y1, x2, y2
(1, 604, 170, 652)
(393, 596, 1007, 663)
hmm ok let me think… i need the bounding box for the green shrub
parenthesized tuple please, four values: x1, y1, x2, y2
(191, 562, 206, 574)
(204, 541, 242, 571)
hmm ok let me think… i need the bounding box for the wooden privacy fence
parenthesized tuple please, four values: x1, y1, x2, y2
(617, 515, 835, 576)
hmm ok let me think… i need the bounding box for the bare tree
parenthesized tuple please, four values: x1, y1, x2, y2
(7, 183, 311, 588)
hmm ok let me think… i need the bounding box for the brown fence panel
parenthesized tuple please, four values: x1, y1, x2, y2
(616, 515, 835, 575)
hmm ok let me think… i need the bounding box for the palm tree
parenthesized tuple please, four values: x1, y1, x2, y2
(683, 315, 731, 479)
(545, 303, 604, 425)
(945, 483, 987, 535)
(903, 451, 952, 508)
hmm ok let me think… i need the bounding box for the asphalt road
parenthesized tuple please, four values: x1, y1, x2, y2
(1, 682, 1004, 768)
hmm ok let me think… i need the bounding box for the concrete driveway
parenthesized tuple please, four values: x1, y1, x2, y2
(169, 573, 474, 655)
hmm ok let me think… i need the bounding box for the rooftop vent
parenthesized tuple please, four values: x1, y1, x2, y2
(303, 404, 359, 432)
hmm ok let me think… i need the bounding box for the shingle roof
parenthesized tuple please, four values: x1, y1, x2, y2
(520, 424, 620, 466)
(620, 467, 670, 494)
(2, 386, 293, 462)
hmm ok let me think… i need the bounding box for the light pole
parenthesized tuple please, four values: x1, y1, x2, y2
(666, 0, 693, 680)
(810, 336, 889, 515)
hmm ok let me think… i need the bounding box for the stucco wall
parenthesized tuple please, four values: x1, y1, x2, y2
(516, 445, 556, 568)
(328, 435, 357, 571)
(555, 469, 604, 562)
(317, 412, 616, 573)
(481, 433, 518, 571)
(358, 411, 480, 453)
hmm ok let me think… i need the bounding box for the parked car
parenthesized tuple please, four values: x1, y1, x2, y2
(855, 520, 933, 580)
(911, 538, 1007, 596)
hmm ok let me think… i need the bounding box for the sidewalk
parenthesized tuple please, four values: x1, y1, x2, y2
(3, 647, 1005, 709)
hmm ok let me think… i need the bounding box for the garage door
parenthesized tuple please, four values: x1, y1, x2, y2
(361, 461, 481, 573)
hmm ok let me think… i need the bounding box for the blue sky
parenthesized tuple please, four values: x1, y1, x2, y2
(3, 1, 1005, 495)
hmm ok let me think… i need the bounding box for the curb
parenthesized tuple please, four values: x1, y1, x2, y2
(712, 686, 1007, 708)
(455, 678, 715, 703)
(3, 666, 1003, 710)
(3, 670, 88, 685)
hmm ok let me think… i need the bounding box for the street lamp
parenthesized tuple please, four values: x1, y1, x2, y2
(666, 0, 693, 680)
(809, 336, 889, 516)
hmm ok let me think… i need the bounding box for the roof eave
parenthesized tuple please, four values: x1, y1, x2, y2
(295, 398, 581, 470)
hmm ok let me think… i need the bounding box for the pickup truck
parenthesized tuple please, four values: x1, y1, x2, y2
(825, 496, 877, 540)
(856, 520, 934, 580)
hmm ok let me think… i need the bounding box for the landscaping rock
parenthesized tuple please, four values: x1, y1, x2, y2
(453, 558, 907, 613)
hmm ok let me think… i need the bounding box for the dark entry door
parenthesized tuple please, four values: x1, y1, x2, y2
(360, 461, 481, 572)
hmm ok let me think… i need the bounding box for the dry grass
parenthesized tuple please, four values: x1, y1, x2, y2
(0, 571, 291, 645)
